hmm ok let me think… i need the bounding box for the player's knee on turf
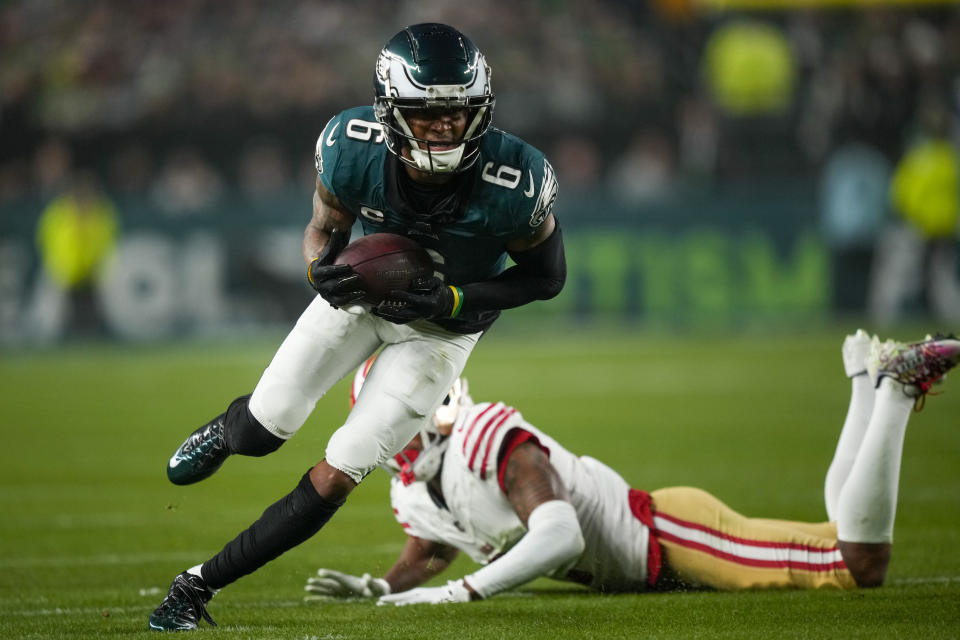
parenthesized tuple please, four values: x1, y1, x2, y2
(839, 541, 890, 588)
(224, 395, 285, 456)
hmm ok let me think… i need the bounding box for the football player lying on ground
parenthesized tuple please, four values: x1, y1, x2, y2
(305, 331, 960, 604)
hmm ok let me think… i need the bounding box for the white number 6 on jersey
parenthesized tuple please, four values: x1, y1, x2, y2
(345, 119, 385, 144)
(481, 162, 522, 189)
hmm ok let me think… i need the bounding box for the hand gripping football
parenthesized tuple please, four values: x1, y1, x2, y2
(334, 233, 434, 305)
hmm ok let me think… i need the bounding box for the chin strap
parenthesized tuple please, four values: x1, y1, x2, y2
(411, 146, 466, 173)
(391, 106, 489, 173)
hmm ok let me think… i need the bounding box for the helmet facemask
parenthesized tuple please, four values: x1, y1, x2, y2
(392, 102, 490, 174)
(384, 428, 448, 486)
(374, 24, 495, 174)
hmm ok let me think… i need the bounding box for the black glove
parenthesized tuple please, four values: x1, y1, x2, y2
(308, 262, 366, 308)
(307, 229, 365, 308)
(372, 277, 455, 325)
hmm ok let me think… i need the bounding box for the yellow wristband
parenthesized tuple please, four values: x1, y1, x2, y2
(306, 257, 320, 286)
(449, 286, 464, 318)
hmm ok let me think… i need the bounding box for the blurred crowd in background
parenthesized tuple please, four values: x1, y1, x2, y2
(1, 0, 959, 342)
(3, 0, 959, 200)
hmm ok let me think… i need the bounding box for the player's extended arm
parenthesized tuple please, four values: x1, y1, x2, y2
(305, 535, 459, 600)
(461, 440, 585, 598)
(304, 177, 365, 307)
(383, 536, 461, 593)
(377, 440, 585, 605)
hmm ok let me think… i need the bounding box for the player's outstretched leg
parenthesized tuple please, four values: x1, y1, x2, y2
(167, 394, 285, 485)
(148, 570, 216, 631)
(825, 329, 876, 520)
(150, 463, 351, 629)
(837, 333, 960, 587)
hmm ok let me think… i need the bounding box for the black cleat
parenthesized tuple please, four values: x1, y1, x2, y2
(148, 571, 217, 631)
(167, 415, 230, 485)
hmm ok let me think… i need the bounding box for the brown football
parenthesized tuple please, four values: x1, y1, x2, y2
(334, 233, 434, 305)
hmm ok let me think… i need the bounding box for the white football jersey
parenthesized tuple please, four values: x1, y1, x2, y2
(390, 401, 652, 592)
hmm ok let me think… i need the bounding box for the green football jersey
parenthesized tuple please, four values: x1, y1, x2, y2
(314, 106, 558, 333)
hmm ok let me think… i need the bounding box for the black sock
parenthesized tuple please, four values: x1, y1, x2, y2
(200, 471, 343, 589)
(223, 395, 284, 456)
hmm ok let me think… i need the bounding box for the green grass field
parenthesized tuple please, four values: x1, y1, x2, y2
(2, 327, 959, 639)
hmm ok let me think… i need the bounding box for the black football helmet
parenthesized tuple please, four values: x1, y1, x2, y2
(374, 23, 495, 174)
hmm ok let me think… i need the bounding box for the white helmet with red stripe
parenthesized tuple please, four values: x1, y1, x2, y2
(351, 355, 472, 485)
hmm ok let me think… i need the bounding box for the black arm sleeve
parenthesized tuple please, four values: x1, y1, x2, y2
(459, 223, 566, 314)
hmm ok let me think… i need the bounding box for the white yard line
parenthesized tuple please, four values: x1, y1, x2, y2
(889, 576, 960, 585)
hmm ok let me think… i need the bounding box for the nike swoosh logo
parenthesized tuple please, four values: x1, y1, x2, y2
(523, 171, 535, 197)
(326, 122, 341, 147)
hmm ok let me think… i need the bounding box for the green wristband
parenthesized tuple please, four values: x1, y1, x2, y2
(448, 286, 464, 318)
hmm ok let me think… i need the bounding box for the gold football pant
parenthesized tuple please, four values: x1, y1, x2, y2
(650, 487, 856, 590)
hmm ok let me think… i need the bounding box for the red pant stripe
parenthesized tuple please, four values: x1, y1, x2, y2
(655, 510, 842, 554)
(654, 528, 847, 572)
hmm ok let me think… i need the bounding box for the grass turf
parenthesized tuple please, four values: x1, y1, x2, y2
(1, 327, 959, 638)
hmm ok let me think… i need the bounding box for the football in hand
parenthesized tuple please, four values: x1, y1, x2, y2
(334, 233, 434, 305)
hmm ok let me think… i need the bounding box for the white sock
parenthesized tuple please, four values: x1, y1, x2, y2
(824, 374, 875, 520)
(186, 564, 219, 593)
(836, 379, 913, 543)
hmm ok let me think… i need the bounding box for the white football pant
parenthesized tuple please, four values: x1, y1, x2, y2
(248, 296, 480, 483)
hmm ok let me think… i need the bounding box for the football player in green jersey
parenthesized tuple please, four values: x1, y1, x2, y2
(149, 23, 565, 631)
